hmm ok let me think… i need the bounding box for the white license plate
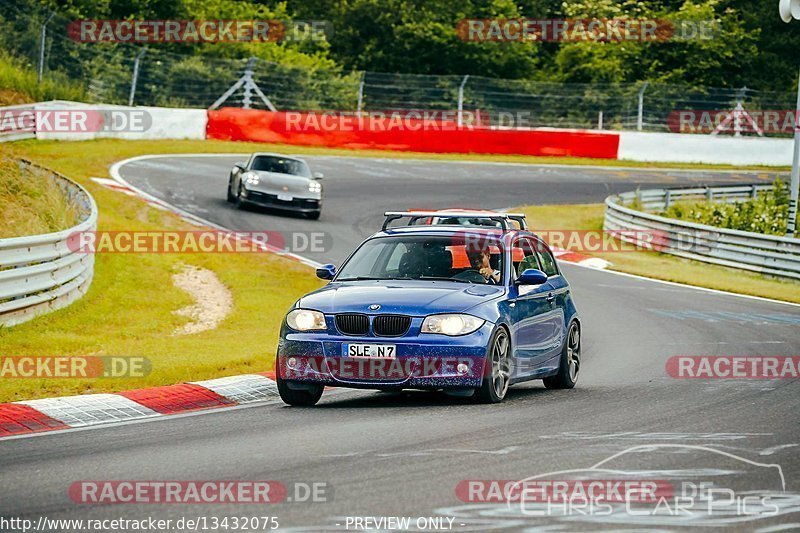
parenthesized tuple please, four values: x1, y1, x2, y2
(344, 344, 397, 358)
(277, 193, 293, 202)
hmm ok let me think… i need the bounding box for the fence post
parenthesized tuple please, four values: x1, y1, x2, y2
(733, 87, 747, 137)
(242, 57, 257, 109)
(210, 57, 276, 111)
(597, 111, 604, 130)
(38, 11, 56, 84)
(457, 75, 469, 128)
(637, 81, 649, 131)
(128, 48, 147, 106)
(788, 68, 800, 235)
(356, 72, 365, 115)
(664, 189, 671, 209)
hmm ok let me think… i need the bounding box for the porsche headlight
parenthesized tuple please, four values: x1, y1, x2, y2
(421, 314, 484, 336)
(286, 309, 326, 331)
(243, 172, 260, 185)
(308, 181, 322, 193)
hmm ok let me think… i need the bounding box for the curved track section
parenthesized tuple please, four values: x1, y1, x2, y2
(1, 155, 798, 531)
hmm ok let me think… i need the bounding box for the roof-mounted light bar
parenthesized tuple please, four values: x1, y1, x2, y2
(382, 211, 527, 231)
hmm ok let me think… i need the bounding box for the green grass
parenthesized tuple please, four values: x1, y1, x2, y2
(0, 138, 795, 403)
(518, 203, 800, 304)
(0, 52, 86, 105)
(0, 160, 81, 237)
(0, 140, 324, 402)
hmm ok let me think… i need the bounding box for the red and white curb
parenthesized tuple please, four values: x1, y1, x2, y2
(552, 248, 612, 269)
(0, 372, 279, 438)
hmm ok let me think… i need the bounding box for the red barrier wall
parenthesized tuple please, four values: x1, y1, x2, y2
(207, 109, 621, 159)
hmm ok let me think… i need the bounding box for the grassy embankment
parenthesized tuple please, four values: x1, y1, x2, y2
(0, 53, 85, 106)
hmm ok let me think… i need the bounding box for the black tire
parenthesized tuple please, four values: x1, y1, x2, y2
(473, 327, 511, 404)
(233, 182, 245, 210)
(305, 210, 321, 220)
(543, 321, 580, 390)
(226, 178, 235, 203)
(276, 360, 324, 406)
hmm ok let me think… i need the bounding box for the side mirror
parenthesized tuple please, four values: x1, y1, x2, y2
(313, 172, 324, 180)
(516, 268, 548, 286)
(233, 163, 245, 173)
(316, 263, 336, 280)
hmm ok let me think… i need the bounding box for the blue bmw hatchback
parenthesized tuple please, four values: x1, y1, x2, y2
(276, 211, 581, 405)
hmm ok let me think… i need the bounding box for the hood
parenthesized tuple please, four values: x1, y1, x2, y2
(252, 171, 313, 195)
(298, 280, 504, 317)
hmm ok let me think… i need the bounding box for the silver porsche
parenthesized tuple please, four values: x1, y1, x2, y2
(227, 153, 323, 220)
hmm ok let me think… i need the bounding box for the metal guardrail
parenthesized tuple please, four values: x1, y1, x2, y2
(604, 184, 800, 280)
(0, 160, 97, 327)
(0, 103, 36, 142)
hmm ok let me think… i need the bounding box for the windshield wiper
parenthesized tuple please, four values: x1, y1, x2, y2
(418, 276, 473, 284)
(336, 276, 389, 281)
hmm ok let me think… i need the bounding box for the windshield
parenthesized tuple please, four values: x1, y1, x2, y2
(336, 235, 504, 284)
(250, 156, 311, 177)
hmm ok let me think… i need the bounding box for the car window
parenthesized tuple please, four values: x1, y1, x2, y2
(536, 247, 559, 277)
(384, 242, 408, 272)
(336, 235, 503, 284)
(250, 156, 311, 177)
(513, 238, 541, 277)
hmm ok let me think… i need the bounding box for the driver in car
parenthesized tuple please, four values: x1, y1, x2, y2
(466, 248, 501, 284)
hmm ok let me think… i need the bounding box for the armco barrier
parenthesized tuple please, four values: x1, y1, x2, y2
(0, 103, 36, 142)
(3, 102, 795, 166)
(604, 184, 800, 280)
(0, 160, 98, 327)
(206, 108, 621, 159)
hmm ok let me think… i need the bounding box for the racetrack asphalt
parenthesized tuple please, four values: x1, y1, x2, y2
(0, 155, 798, 531)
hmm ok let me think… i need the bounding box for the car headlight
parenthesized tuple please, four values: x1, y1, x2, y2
(421, 314, 484, 336)
(286, 309, 326, 331)
(308, 181, 322, 193)
(243, 172, 259, 185)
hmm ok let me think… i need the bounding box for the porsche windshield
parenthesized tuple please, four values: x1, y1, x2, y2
(251, 156, 311, 177)
(336, 235, 504, 284)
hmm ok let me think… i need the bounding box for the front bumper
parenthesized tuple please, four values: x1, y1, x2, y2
(277, 322, 493, 389)
(241, 188, 321, 213)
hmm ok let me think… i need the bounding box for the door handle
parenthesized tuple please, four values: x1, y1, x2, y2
(546, 293, 556, 304)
